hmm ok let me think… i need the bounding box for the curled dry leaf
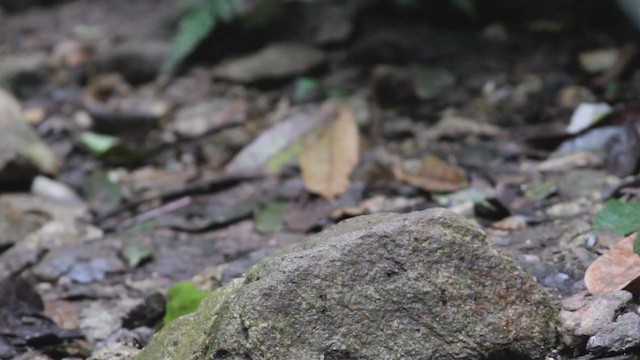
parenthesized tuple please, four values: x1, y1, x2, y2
(393, 154, 468, 193)
(585, 232, 640, 295)
(299, 105, 359, 200)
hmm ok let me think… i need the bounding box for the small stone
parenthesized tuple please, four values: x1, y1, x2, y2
(587, 312, 640, 355)
(558, 290, 633, 349)
(32, 242, 125, 283)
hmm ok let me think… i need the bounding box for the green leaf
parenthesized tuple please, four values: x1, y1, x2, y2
(266, 138, 305, 173)
(164, 281, 212, 324)
(163, 5, 216, 74)
(209, 0, 234, 21)
(293, 77, 320, 102)
(80, 131, 121, 155)
(255, 201, 287, 234)
(593, 199, 640, 235)
(163, 0, 241, 74)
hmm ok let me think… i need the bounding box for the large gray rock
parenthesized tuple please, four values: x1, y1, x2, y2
(138, 209, 557, 360)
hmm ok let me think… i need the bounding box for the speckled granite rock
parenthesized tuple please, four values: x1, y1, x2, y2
(138, 208, 557, 360)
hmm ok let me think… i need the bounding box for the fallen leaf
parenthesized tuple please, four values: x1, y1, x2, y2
(299, 105, 359, 200)
(491, 215, 528, 231)
(226, 103, 337, 175)
(212, 43, 326, 83)
(536, 151, 602, 172)
(594, 199, 640, 235)
(80, 132, 121, 155)
(394, 154, 468, 193)
(566, 103, 612, 134)
(584, 233, 640, 295)
(578, 48, 619, 74)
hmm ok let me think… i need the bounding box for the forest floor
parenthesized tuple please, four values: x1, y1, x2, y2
(1, 1, 640, 359)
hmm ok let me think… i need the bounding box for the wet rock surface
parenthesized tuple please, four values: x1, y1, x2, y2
(138, 209, 557, 360)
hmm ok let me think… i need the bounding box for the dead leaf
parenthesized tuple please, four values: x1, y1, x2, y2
(536, 151, 602, 172)
(299, 105, 359, 200)
(584, 232, 640, 295)
(226, 103, 337, 175)
(394, 154, 468, 193)
(491, 215, 528, 231)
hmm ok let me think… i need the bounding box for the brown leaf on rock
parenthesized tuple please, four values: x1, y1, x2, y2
(585, 233, 640, 295)
(394, 154, 468, 193)
(299, 105, 359, 200)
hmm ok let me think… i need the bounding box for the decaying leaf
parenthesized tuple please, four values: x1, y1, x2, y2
(225, 103, 337, 175)
(299, 105, 360, 200)
(584, 233, 640, 295)
(394, 154, 468, 193)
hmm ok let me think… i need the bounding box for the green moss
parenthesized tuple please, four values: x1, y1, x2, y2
(164, 281, 212, 324)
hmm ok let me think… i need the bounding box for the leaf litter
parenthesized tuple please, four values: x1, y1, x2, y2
(3, 1, 640, 358)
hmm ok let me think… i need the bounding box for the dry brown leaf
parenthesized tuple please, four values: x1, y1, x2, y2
(226, 103, 337, 175)
(394, 154, 468, 193)
(584, 232, 640, 295)
(299, 105, 359, 200)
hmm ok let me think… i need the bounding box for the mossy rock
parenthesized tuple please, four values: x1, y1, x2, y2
(138, 208, 557, 360)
